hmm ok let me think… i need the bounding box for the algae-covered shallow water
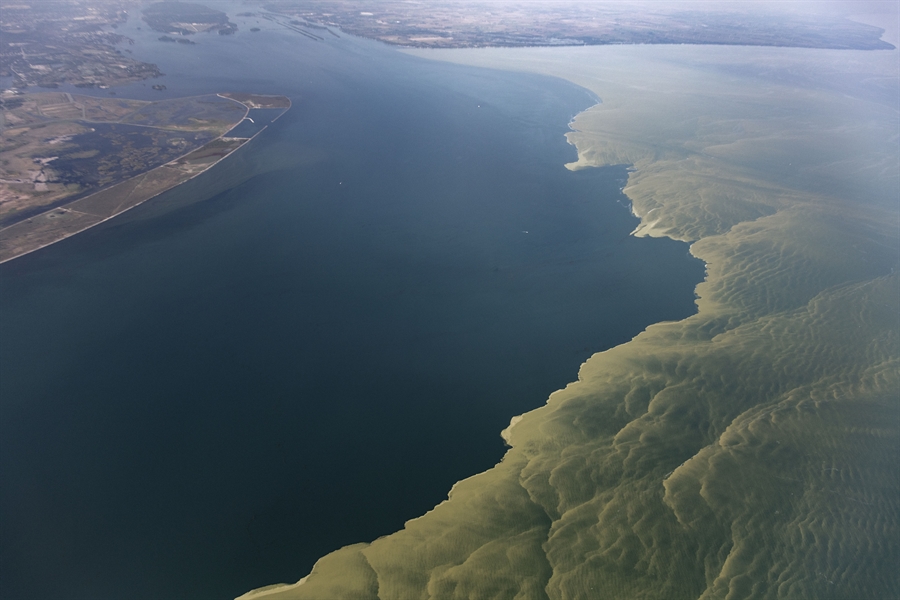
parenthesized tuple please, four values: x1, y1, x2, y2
(0, 10, 705, 600)
(251, 36, 897, 600)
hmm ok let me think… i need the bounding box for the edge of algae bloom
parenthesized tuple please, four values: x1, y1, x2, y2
(241, 43, 900, 600)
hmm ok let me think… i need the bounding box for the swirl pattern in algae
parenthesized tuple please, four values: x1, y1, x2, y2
(241, 44, 899, 599)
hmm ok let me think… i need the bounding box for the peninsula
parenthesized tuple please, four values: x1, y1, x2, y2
(0, 92, 290, 262)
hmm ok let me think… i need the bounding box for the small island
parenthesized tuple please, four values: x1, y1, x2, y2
(142, 2, 238, 36)
(0, 92, 290, 262)
(158, 35, 197, 45)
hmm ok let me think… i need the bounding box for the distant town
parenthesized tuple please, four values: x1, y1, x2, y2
(0, 1, 240, 92)
(0, 1, 161, 89)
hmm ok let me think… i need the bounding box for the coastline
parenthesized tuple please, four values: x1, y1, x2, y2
(242, 43, 899, 599)
(0, 94, 290, 264)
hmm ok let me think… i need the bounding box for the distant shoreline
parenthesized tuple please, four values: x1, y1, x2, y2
(261, 3, 895, 51)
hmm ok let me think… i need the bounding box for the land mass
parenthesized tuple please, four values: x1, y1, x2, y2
(0, 1, 163, 89)
(263, 0, 893, 50)
(142, 2, 238, 36)
(0, 92, 290, 263)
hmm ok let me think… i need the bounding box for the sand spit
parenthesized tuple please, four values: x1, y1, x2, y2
(0, 94, 290, 264)
(243, 44, 899, 599)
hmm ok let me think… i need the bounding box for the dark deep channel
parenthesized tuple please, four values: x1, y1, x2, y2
(0, 18, 705, 600)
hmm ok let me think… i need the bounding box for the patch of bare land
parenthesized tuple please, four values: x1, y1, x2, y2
(262, 0, 894, 50)
(0, 0, 163, 89)
(0, 92, 290, 263)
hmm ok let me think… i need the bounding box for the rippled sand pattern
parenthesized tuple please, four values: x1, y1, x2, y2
(242, 44, 899, 599)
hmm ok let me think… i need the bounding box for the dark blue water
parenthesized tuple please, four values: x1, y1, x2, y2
(0, 11, 705, 600)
